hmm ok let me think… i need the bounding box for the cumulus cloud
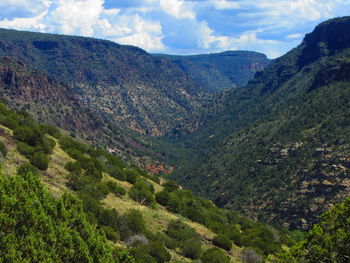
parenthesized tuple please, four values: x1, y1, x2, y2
(0, 10, 47, 31)
(45, 0, 104, 36)
(159, 0, 195, 19)
(0, 0, 350, 57)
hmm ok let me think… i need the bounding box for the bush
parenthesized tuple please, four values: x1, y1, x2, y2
(166, 220, 200, 242)
(149, 241, 171, 263)
(125, 210, 146, 233)
(17, 162, 39, 176)
(0, 141, 7, 157)
(107, 181, 126, 196)
(212, 234, 233, 251)
(17, 142, 34, 157)
(162, 180, 179, 192)
(125, 169, 140, 184)
(129, 181, 155, 207)
(29, 151, 49, 170)
(110, 167, 126, 181)
(0, 116, 18, 130)
(82, 182, 110, 200)
(39, 124, 61, 138)
(13, 126, 43, 147)
(102, 226, 120, 242)
(182, 238, 202, 259)
(201, 248, 230, 263)
(155, 191, 171, 206)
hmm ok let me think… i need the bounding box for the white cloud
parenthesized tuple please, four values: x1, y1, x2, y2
(104, 14, 165, 51)
(287, 33, 303, 39)
(212, 0, 240, 10)
(0, 10, 47, 31)
(45, 0, 104, 36)
(159, 0, 195, 19)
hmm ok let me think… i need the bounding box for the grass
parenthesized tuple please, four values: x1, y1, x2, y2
(0, 125, 242, 262)
(0, 125, 26, 176)
(42, 136, 73, 197)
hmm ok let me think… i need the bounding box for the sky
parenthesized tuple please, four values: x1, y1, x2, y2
(0, 0, 350, 58)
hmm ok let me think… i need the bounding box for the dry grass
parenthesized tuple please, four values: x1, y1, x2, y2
(41, 136, 73, 197)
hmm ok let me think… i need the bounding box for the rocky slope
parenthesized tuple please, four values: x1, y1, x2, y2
(155, 51, 270, 93)
(170, 16, 350, 230)
(0, 28, 211, 136)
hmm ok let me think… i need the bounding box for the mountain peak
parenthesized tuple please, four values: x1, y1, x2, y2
(299, 16, 350, 67)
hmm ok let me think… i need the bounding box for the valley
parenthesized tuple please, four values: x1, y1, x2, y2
(0, 15, 350, 263)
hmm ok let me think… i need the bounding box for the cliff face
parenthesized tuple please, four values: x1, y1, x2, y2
(0, 58, 104, 133)
(155, 51, 270, 93)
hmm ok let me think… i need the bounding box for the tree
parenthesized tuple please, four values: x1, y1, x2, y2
(201, 248, 230, 263)
(212, 234, 233, 251)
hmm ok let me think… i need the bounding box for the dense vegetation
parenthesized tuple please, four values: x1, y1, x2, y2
(166, 16, 350, 229)
(276, 197, 350, 262)
(0, 103, 295, 262)
(0, 166, 116, 263)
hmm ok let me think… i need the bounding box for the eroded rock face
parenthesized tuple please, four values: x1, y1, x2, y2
(0, 58, 100, 133)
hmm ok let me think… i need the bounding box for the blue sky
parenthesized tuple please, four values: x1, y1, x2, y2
(0, 0, 350, 58)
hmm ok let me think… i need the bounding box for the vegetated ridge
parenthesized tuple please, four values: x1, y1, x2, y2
(155, 51, 270, 93)
(169, 16, 350, 230)
(0, 28, 211, 137)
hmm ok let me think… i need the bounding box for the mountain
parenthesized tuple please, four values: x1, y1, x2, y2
(0, 28, 211, 137)
(155, 51, 270, 93)
(169, 17, 350, 230)
(0, 103, 292, 262)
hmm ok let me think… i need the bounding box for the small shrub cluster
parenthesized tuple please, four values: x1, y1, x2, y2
(165, 220, 202, 259)
(156, 181, 283, 257)
(0, 105, 61, 170)
(0, 140, 7, 157)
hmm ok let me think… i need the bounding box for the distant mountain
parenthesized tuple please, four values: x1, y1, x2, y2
(155, 51, 270, 93)
(169, 16, 350, 230)
(0, 28, 210, 137)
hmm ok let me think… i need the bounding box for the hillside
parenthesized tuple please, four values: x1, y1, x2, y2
(0, 103, 294, 262)
(168, 17, 350, 230)
(155, 51, 270, 93)
(0, 28, 211, 137)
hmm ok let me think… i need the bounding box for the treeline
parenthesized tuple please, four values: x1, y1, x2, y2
(275, 197, 350, 262)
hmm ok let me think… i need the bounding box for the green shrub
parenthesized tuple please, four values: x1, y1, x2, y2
(29, 151, 49, 170)
(110, 167, 126, 181)
(17, 142, 34, 157)
(0, 116, 18, 129)
(64, 161, 82, 173)
(102, 226, 120, 242)
(201, 248, 230, 263)
(182, 238, 202, 259)
(82, 182, 110, 200)
(125, 169, 140, 184)
(155, 191, 171, 206)
(166, 220, 200, 242)
(129, 181, 155, 207)
(107, 181, 126, 196)
(149, 241, 171, 263)
(0, 141, 7, 157)
(0, 169, 117, 263)
(13, 126, 43, 147)
(39, 124, 61, 138)
(212, 234, 233, 251)
(117, 210, 147, 241)
(17, 162, 39, 176)
(162, 180, 179, 192)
